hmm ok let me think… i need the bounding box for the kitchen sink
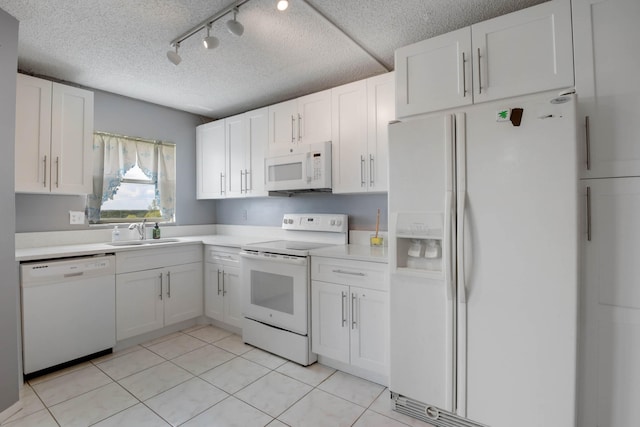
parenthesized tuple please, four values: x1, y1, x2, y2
(106, 238, 181, 246)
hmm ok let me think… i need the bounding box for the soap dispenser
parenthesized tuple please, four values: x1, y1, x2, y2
(111, 226, 120, 242)
(152, 223, 161, 239)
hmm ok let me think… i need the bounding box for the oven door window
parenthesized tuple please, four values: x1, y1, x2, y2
(250, 271, 294, 314)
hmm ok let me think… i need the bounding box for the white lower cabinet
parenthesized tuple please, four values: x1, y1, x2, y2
(204, 246, 243, 328)
(311, 257, 388, 376)
(115, 245, 203, 341)
(580, 178, 640, 427)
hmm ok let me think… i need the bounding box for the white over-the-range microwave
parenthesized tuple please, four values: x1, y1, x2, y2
(265, 141, 332, 192)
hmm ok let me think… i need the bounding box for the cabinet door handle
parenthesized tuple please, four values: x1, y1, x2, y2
(55, 156, 60, 188)
(351, 293, 357, 329)
(43, 155, 47, 187)
(341, 291, 347, 327)
(298, 113, 302, 142)
(291, 115, 295, 143)
(159, 273, 163, 300)
(167, 271, 171, 298)
(585, 116, 591, 170)
(477, 48, 482, 95)
(462, 52, 467, 97)
(586, 186, 592, 242)
(360, 155, 366, 187)
(222, 270, 227, 295)
(219, 172, 224, 195)
(240, 170, 244, 193)
(217, 269, 222, 295)
(245, 169, 250, 191)
(369, 154, 375, 186)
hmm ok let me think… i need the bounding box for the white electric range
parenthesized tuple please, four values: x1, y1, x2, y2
(240, 213, 348, 365)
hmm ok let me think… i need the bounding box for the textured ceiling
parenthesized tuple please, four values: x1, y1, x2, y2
(0, 0, 547, 119)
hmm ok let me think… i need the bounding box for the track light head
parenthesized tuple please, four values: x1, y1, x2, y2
(226, 8, 244, 36)
(167, 43, 181, 65)
(203, 24, 219, 49)
(277, 0, 289, 11)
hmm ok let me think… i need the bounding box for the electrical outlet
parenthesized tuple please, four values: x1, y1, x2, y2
(241, 209, 248, 221)
(69, 211, 85, 225)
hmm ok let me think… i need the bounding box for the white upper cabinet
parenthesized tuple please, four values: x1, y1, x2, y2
(573, 0, 640, 178)
(332, 80, 368, 194)
(197, 108, 268, 200)
(472, 0, 573, 103)
(366, 73, 395, 192)
(225, 113, 245, 198)
(332, 72, 395, 194)
(395, 28, 472, 117)
(242, 107, 268, 197)
(196, 119, 226, 199)
(268, 89, 332, 150)
(395, 0, 573, 117)
(15, 74, 94, 194)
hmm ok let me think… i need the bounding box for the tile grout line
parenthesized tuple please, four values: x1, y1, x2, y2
(18, 327, 406, 427)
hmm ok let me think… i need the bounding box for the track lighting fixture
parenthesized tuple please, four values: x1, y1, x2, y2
(166, 43, 181, 65)
(202, 24, 219, 49)
(276, 0, 289, 11)
(226, 7, 244, 37)
(166, 0, 252, 65)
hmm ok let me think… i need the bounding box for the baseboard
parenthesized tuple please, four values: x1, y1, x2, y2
(0, 400, 22, 424)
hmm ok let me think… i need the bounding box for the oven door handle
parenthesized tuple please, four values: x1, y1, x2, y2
(239, 251, 308, 266)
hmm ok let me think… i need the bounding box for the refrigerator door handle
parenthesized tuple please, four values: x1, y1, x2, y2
(444, 115, 456, 302)
(458, 191, 468, 303)
(456, 112, 468, 304)
(445, 190, 455, 301)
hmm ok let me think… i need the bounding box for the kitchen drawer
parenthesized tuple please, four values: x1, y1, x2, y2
(116, 243, 202, 274)
(311, 257, 388, 291)
(205, 245, 240, 266)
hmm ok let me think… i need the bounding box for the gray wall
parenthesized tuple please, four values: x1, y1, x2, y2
(215, 193, 388, 231)
(15, 89, 216, 232)
(0, 7, 20, 413)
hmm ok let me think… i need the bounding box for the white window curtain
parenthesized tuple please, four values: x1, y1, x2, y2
(87, 132, 176, 223)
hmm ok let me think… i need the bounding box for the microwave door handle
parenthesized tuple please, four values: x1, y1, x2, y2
(306, 152, 312, 183)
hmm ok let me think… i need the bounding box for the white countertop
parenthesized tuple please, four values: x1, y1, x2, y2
(310, 244, 388, 263)
(15, 234, 269, 262)
(16, 230, 389, 264)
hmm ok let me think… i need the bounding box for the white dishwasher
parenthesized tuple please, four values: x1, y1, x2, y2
(21, 254, 116, 377)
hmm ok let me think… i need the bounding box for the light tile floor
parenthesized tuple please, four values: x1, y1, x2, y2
(2, 325, 436, 427)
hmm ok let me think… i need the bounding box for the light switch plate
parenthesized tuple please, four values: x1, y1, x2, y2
(69, 211, 85, 225)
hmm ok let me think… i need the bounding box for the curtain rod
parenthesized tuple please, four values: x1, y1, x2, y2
(94, 131, 176, 147)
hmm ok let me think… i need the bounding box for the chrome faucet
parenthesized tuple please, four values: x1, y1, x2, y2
(128, 219, 147, 240)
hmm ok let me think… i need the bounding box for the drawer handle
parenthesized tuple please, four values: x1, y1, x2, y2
(159, 273, 163, 300)
(332, 269, 365, 277)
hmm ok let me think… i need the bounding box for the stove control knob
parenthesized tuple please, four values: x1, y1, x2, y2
(336, 219, 342, 226)
(330, 219, 336, 226)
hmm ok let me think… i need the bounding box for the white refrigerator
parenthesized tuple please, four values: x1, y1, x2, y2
(388, 91, 579, 427)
